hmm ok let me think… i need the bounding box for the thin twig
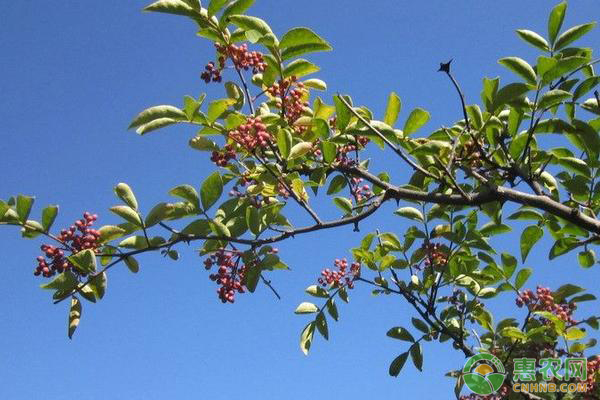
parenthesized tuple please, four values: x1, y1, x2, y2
(336, 95, 438, 180)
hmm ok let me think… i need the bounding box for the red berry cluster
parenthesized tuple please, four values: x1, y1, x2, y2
(215, 43, 267, 73)
(422, 242, 448, 268)
(349, 177, 373, 203)
(335, 136, 370, 167)
(516, 286, 577, 324)
(34, 212, 99, 277)
(228, 117, 272, 151)
(584, 356, 600, 390)
(203, 249, 246, 303)
(201, 43, 266, 84)
(318, 258, 360, 289)
(268, 77, 308, 127)
(459, 385, 509, 400)
(201, 61, 222, 83)
(210, 144, 237, 167)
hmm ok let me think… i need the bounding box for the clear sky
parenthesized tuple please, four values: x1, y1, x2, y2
(2, 1, 600, 399)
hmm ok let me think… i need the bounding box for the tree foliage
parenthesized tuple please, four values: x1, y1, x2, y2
(3, 1, 600, 398)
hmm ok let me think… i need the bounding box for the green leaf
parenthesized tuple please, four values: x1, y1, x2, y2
(245, 206, 261, 235)
(573, 76, 600, 100)
(282, 43, 332, 61)
(291, 179, 308, 202)
(571, 293, 596, 303)
(40, 270, 78, 292)
(207, 98, 236, 123)
(327, 175, 347, 195)
(384, 92, 402, 127)
(389, 352, 409, 377)
(283, 59, 320, 78)
(288, 141, 313, 159)
(333, 197, 352, 215)
(386, 327, 415, 342)
(537, 89, 572, 110)
(227, 14, 272, 35)
(537, 56, 558, 78)
(207, 0, 227, 16)
(109, 205, 142, 226)
(299, 321, 315, 355)
(295, 302, 319, 314)
(333, 95, 353, 132)
(220, 0, 254, 25)
(558, 157, 591, 178)
(169, 185, 200, 210)
(200, 172, 223, 211)
(554, 22, 597, 51)
(280, 27, 332, 60)
(68, 249, 97, 275)
(500, 253, 517, 279)
(124, 256, 139, 273)
(479, 222, 511, 236)
(548, 1, 567, 46)
(554, 284, 585, 302)
(411, 318, 429, 334)
(578, 250, 595, 268)
(326, 299, 339, 321)
(320, 141, 337, 164)
(520, 225, 543, 262)
(564, 327, 587, 341)
(515, 268, 532, 290)
(276, 129, 292, 158)
(516, 29, 550, 52)
(498, 57, 537, 85)
(68, 296, 82, 339)
(41, 205, 58, 232)
(315, 312, 328, 340)
(183, 95, 200, 120)
(143, 0, 200, 19)
(543, 57, 589, 83)
(394, 207, 424, 222)
(305, 285, 329, 298)
(550, 237, 580, 259)
(98, 225, 127, 243)
(189, 135, 218, 152)
(493, 83, 531, 111)
(88, 272, 107, 300)
(21, 220, 43, 238)
(474, 309, 494, 332)
(224, 82, 244, 110)
(144, 203, 173, 227)
(303, 78, 327, 91)
(582, 98, 600, 115)
(114, 183, 138, 210)
(410, 343, 423, 371)
(280, 27, 328, 48)
(128, 105, 187, 131)
(403, 108, 430, 135)
(500, 326, 527, 340)
(481, 76, 499, 112)
(16, 195, 34, 223)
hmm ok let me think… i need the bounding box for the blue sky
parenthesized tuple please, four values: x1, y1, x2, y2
(2, 1, 600, 399)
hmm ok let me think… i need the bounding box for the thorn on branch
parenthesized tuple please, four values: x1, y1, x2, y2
(437, 59, 452, 73)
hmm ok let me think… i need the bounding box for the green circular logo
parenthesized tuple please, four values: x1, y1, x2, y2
(463, 353, 506, 395)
